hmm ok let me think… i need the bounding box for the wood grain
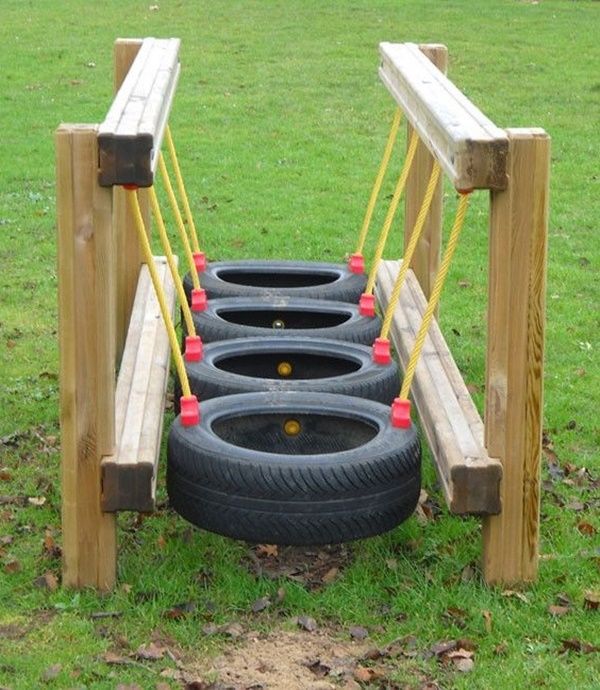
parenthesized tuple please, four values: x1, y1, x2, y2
(379, 42, 508, 191)
(483, 129, 550, 584)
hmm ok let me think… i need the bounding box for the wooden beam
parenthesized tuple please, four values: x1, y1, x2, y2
(404, 44, 447, 300)
(56, 124, 117, 590)
(483, 129, 550, 584)
(113, 39, 151, 361)
(102, 258, 176, 512)
(379, 42, 508, 191)
(376, 260, 502, 514)
(98, 37, 180, 187)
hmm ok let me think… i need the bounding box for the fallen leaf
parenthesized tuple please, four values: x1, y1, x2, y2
(494, 642, 509, 656)
(256, 544, 278, 558)
(457, 279, 471, 288)
(4, 559, 21, 574)
(28, 496, 46, 507)
(135, 642, 165, 661)
(577, 521, 596, 537)
(222, 622, 244, 638)
(305, 659, 330, 678)
(0, 535, 13, 546)
(443, 606, 468, 628)
(42, 530, 62, 559)
(0, 468, 11, 481)
(560, 638, 600, 654)
(296, 615, 318, 632)
(501, 589, 529, 603)
(385, 558, 398, 571)
(482, 609, 493, 633)
(460, 564, 476, 583)
(321, 567, 339, 584)
(275, 587, 286, 603)
(251, 596, 271, 613)
(157, 534, 166, 549)
(583, 590, 599, 611)
(353, 665, 385, 683)
(548, 605, 570, 617)
(41, 663, 62, 681)
(451, 655, 474, 672)
(349, 626, 369, 641)
(102, 651, 130, 665)
(163, 601, 196, 619)
(33, 571, 58, 591)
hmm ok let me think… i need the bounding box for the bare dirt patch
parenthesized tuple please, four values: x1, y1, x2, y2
(187, 628, 371, 689)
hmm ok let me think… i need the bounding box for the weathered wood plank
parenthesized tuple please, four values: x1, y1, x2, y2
(404, 44, 447, 300)
(98, 37, 180, 187)
(376, 260, 502, 515)
(101, 257, 176, 512)
(379, 42, 508, 191)
(56, 124, 117, 590)
(483, 129, 550, 584)
(113, 39, 151, 361)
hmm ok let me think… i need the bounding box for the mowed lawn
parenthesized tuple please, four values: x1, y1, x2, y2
(0, 1, 598, 689)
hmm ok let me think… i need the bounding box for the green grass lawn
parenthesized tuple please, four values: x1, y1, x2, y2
(1, 1, 599, 688)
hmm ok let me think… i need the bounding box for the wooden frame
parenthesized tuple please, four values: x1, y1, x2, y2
(376, 44, 549, 584)
(57, 39, 179, 589)
(57, 38, 549, 589)
(98, 37, 180, 187)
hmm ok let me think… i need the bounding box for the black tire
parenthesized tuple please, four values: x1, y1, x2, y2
(191, 296, 381, 345)
(167, 391, 421, 545)
(174, 337, 400, 409)
(183, 260, 366, 302)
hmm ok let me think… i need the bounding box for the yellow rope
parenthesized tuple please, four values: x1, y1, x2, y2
(164, 124, 201, 255)
(148, 187, 197, 338)
(364, 129, 420, 296)
(354, 108, 402, 256)
(380, 162, 441, 340)
(399, 192, 471, 400)
(158, 153, 201, 290)
(126, 188, 192, 399)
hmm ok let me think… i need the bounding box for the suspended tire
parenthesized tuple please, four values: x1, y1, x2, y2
(191, 296, 381, 345)
(183, 260, 366, 302)
(167, 391, 421, 545)
(174, 336, 400, 410)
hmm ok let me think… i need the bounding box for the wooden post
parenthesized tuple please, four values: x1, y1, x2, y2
(404, 44, 448, 298)
(483, 129, 550, 584)
(56, 124, 117, 589)
(113, 38, 150, 360)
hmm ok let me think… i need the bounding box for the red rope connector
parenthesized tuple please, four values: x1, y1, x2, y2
(191, 288, 207, 312)
(372, 337, 392, 365)
(193, 251, 207, 273)
(391, 398, 411, 429)
(184, 335, 203, 362)
(180, 395, 200, 426)
(359, 293, 376, 317)
(348, 253, 365, 274)
(122, 184, 139, 191)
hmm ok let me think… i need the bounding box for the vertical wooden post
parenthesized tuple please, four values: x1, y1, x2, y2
(113, 38, 150, 360)
(404, 44, 448, 298)
(483, 129, 550, 584)
(57, 124, 117, 589)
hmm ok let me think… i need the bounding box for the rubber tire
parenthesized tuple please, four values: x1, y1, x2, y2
(183, 260, 366, 302)
(174, 337, 400, 409)
(191, 297, 381, 345)
(167, 391, 421, 545)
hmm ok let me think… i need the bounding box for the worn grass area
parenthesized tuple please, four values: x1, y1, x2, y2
(0, 1, 599, 689)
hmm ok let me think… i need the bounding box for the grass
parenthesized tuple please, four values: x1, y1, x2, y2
(0, 1, 599, 688)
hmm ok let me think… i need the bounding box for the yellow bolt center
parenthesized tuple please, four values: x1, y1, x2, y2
(277, 361, 293, 377)
(283, 419, 301, 436)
